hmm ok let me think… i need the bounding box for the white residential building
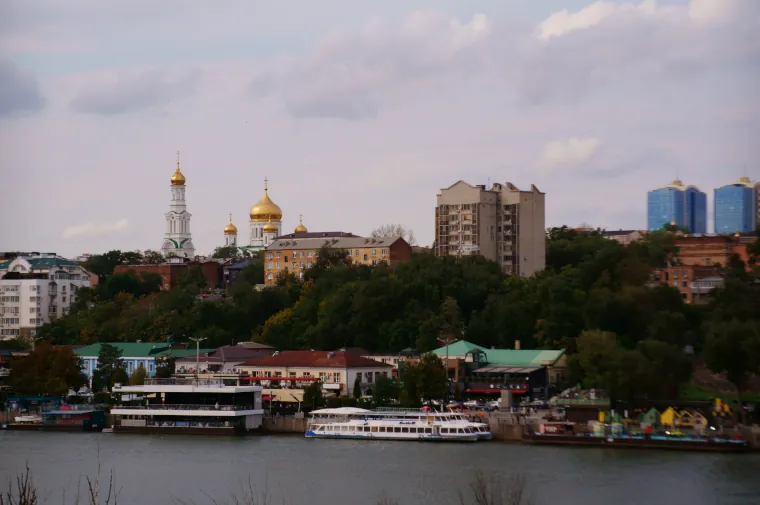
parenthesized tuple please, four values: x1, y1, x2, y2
(0, 254, 92, 340)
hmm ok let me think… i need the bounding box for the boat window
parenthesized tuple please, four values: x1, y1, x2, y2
(441, 428, 448, 434)
(425, 428, 432, 433)
(371, 426, 378, 432)
(402, 427, 409, 433)
(379, 427, 386, 433)
(458, 428, 465, 434)
(394, 427, 401, 433)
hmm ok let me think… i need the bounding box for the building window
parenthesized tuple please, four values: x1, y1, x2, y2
(363, 254, 368, 261)
(372, 249, 376, 256)
(264, 371, 271, 377)
(277, 252, 281, 258)
(333, 373, 340, 383)
(355, 249, 359, 256)
(149, 362, 154, 373)
(267, 253, 273, 260)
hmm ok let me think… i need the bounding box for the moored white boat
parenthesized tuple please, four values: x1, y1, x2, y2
(306, 407, 491, 442)
(13, 415, 42, 424)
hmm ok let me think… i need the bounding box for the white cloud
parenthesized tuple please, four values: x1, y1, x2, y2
(536, 137, 602, 170)
(62, 219, 129, 239)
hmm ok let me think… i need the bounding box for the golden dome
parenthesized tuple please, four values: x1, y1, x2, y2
(263, 219, 277, 233)
(224, 213, 238, 235)
(171, 151, 186, 185)
(294, 215, 308, 233)
(250, 178, 283, 222)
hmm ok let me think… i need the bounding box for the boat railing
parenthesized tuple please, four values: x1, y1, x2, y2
(143, 378, 231, 387)
(373, 408, 426, 414)
(114, 404, 255, 411)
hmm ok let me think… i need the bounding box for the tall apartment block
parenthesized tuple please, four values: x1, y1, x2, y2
(435, 181, 545, 277)
(714, 177, 759, 234)
(0, 253, 92, 340)
(647, 179, 707, 233)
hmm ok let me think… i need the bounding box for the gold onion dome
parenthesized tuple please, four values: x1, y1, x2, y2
(224, 213, 238, 235)
(294, 215, 308, 233)
(171, 151, 186, 185)
(263, 219, 277, 233)
(250, 178, 282, 222)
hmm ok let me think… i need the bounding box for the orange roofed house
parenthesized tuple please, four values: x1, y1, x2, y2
(262, 236, 413, 285)
(237, 350, 394, 397)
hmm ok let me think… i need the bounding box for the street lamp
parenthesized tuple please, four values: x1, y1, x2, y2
(437, 334, 458, 405)
(189, 336, 206, 379)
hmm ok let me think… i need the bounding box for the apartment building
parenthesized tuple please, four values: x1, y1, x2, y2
(435, 181, 546, 277)
(262, 235, 413, 285)
(0, 254, 92, 340)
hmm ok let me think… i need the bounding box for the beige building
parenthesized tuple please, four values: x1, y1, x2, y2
(435, 181, 546, 277)
(263, 235, 413, 285)
(237, 351, 394, 397)
(603, 230, 645, 246)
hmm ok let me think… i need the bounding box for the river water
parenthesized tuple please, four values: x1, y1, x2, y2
(1, 431, 758, 505)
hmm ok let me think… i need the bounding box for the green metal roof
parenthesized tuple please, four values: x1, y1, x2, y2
(0, 257, 80, 270)
(163, 348, 214, 358)
(431, 340, 487, 358)
(75, 343, 213, 359)
(431, 340, 564, 367)
(75, 343, 171, 358)
(477, 349, 565, 367)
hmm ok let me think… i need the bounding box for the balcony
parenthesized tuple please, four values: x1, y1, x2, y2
(114, 404, 255, 411)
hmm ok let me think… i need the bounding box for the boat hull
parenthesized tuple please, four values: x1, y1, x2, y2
(305, 430, 477, 442)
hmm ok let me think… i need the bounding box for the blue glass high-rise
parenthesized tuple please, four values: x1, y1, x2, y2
(714, 177, 758, 234)
(647, 180, 707, 233)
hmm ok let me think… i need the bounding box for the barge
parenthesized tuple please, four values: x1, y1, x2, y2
(111, 378, 264, 435)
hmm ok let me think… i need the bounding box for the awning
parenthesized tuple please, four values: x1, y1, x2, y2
(472, 366, 541, 374)
(466, 388, 527, 394)
(242, 376, 319, 382)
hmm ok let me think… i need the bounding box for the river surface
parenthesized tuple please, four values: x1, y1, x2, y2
(1, 431, 758, 505)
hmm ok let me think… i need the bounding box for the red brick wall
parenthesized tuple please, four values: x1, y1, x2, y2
(389, 239, 413, 265)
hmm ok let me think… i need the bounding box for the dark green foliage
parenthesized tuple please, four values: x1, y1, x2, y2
(10, 343, 87, 396)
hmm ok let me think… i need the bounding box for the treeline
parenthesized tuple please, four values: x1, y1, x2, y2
(35, 226, 760, 405)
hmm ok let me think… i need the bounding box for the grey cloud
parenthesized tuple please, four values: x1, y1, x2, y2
(70, 68, 201, 116)
(0, 60, 45, 116)
(515, 2, 760, 106)
(249, 12, 493, 121)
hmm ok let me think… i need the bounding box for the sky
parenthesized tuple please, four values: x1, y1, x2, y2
(1, 0, 758, 257)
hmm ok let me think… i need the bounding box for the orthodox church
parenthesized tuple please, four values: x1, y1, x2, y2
(160, 152, 196, 259)
(224, 177, 309, 255)
(159, 154, 309, 259)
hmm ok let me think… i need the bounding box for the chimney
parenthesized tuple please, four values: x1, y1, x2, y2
(514, 340, 521, 350)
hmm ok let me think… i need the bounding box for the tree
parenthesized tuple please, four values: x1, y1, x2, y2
(372, 375, 398, 405)
(212, 245, 241, 260)
(142, 250, 165, 265)
(704, 319, 760, 424)
(154, 355, 175, 379)
(93, 344, 124, 391)
(412, 354, 448, 401)
(371, 223, 416, 245)
(303, 380, 324, 412)
(120, 250, 144, 265)
(10, 342, 87, 396)
(84, 250, 124, 278)
(353, 374, 362, 398)
(129, 363, 147, 385)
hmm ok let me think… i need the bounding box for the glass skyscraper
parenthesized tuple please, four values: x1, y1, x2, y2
(647, 179, 707, 233)
(714, 177, 758, 234)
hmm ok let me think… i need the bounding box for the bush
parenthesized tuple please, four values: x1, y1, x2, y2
(325, 397, 342, 409)
(340, 397, 358, 408)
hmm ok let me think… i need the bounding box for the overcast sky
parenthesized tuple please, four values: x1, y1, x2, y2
(1, 0, 758, 257)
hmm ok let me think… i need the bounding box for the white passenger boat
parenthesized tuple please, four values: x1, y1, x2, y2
(305, 407, 491, 442)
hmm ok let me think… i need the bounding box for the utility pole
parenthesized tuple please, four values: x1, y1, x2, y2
(189, 336, 206, 380)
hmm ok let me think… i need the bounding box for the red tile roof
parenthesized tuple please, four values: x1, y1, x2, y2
(239, 350, 393, 369)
